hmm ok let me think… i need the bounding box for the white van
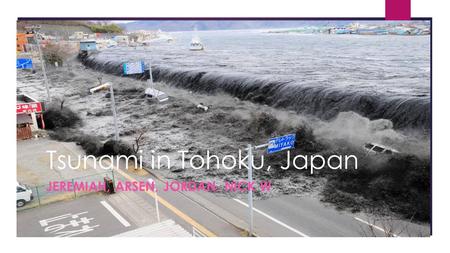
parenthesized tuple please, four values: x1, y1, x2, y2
(16, 182, 33, 208)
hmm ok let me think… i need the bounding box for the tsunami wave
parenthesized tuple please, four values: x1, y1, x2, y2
(80, 53, 430, 132)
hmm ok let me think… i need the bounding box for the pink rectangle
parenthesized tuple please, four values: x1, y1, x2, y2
(386, 0, 411, 20)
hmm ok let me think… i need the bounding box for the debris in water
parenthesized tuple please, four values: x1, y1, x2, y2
(196, 103, 209, 112)
(89, 82, 111, 94)
(363, 143, 400, 155)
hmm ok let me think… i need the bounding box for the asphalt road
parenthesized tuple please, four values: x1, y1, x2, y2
(17, 150, 430, 237)
(243, 195, 430, 237)
(144, 169, 431, 237)
(113, 166, 244, 237)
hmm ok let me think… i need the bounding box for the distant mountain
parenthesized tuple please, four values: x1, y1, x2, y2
(120, 20, 353, 32)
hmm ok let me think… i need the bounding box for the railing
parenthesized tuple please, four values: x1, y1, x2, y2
(18, 170, 115, 210)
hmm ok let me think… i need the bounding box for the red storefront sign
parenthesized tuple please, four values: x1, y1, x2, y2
(16, 102, 42, 114)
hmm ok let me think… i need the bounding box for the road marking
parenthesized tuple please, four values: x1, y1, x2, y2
(100, 200, 131, 227)
(233, 198, 309, 237)
(354, 217, 399, 237)
(39, 211, 99, 237)
(115, 168, 217, 237)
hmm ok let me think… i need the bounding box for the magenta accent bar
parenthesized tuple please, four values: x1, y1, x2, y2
(386, 0, 411, 20)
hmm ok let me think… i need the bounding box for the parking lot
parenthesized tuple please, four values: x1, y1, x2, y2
(17, 138, 107, 186)
(17, 194, 138, 237)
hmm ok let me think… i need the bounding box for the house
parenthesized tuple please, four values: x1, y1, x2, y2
(16, 33, 35, 52)
(79, 40, 97, 52)
(113, 35, 129, 46)
(16, 94, 45, 140)
(69, 31, 89, 40)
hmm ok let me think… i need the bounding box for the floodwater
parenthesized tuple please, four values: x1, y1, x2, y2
(16, 30, 431, 223)
(86, 30, 431, 131)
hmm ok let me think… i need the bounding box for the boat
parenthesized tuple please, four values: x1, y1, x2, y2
(189, 36, 204, 51)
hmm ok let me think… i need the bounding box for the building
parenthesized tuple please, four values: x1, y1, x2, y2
(16, 94, 45, 140)
(113, 35, 129, 46)
(16, 33, 35, 52)
(79, 40, 97, 52)
(69, 31, 89, 41)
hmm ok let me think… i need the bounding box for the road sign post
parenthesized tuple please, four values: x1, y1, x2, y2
(245, 133, 296, 236)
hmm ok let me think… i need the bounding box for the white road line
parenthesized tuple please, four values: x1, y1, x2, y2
(233, 198, 309, 237)
(100, 201, 131, 227)
(354, 217, 399, 237)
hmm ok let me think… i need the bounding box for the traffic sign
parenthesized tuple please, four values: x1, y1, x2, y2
(17, 58, 33, 69)
(267, 134, 296, 154)
(123, 61, 145, 75)
(244, 132, 296, 236)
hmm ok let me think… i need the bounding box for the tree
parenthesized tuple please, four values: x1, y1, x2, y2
(132, 129, 147, 156)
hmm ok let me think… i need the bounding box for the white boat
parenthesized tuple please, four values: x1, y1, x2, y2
(189, 36, 204, 51)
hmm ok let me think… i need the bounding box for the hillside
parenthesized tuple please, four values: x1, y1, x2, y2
(17, 20, 123, 35)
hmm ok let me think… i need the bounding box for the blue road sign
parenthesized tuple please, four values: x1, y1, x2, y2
(123, 61, 145, 75)
(267, 134, 296, 154)
(17, 58, 33, 69)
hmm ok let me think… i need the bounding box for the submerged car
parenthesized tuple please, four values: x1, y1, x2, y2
(364, 143, 400, 155)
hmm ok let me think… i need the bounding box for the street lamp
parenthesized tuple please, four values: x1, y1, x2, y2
(89, 82, 119, 141)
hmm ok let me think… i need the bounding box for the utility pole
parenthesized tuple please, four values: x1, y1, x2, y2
(32, 26, 51, 102)
(109, 83, 119, 141)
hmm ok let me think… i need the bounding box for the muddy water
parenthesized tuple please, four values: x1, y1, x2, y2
(17, 62, 324, 198)
(16, 56, 429, 202)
